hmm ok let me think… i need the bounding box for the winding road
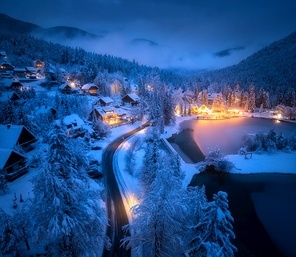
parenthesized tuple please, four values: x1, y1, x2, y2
(102, 123, 149, 257)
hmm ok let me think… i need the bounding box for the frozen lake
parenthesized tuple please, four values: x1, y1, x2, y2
(180, 117, 296, 155)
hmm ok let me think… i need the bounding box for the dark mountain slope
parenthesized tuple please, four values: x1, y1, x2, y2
(0, 13, 41, 34)
(0, 13, 101, 40)
(202, 31, 296, 92)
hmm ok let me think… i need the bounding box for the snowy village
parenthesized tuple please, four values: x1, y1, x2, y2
(1, 4, 296, 257)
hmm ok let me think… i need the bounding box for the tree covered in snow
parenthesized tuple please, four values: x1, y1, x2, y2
(186, 191, 237, 257)
(139, 127, 161, 193)
(122, 159, 189, 257)
(198, 147, 234, 173)
(29, 122, 109, 256)
(248, 84, 256, 112)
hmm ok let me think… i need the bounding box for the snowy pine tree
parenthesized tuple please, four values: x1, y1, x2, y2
(186, 191, 236, 257)
(123, 162, 189, 257)
(30, 122, 109, 256)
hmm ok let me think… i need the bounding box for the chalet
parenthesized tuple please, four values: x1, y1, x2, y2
(63, 114, 87, 137)
(25, 67, 41, 79)
(0, 124, 37, 152)
(0, 62, 14, 73)
(96, 97, 114, 106)
(81, 83, 99, 96)
(13, 68, 27, 79)
(59, 83, 73, 94)
(4, 80, 23, 91)
(0, 148, 27, 182)
(89, 107, 120, 125)
(122, 93, 140, 106)
(33, 59, 44, 69)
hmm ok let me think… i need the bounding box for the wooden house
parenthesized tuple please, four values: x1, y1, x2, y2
(0, 62, 14, 73)
(25, 67, 41, 79)
(33, 59, 44, 69)
(0, 148, 27, 182)
(4, 80, 23, 91)
(97, 97, 114, 106)
(59, 83, 73, 94)
(81, 83, 99, 96)
(0, 124, 37, 152)
(89, 107, 120, 125)
(122, 93, 140, 106)
(63, 114, 86, 137)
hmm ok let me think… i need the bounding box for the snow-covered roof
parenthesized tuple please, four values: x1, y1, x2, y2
(14, 68, 26, 72)
(63, 114, 85, 130)
(59, 83, 71, 90)
(0, 125, 24, 148)
(25, 67, 39, 72)
(93, 107, 117, 118)
(0, 148, 12, 169)
(124, 93, 140, 102)
(0, 148, 25, 169)
(0, 91, 20, 102)
(99, 97, 113, 104)
(81, 83, 98, 90)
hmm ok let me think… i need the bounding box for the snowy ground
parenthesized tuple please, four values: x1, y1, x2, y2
(1, 101, 296, 255)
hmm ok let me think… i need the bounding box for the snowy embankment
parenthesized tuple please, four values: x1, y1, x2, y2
(228, 151, 296, 174)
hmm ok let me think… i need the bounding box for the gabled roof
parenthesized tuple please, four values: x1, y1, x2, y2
(0, 148, 25, 170)
(92, 107, 117, 118)
(81, 83, 98, 90)
(59, 83, 72, 90)
(123, 93, 140, 102)
(99, 97, 114, 104)
(0, 125, 36, 149)
(0, 91, 21, 102)
(63, 114, 85, 130)
(25, 66, 39, 73)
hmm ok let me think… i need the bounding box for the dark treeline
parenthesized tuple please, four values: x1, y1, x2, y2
(0, 32, 187, 87)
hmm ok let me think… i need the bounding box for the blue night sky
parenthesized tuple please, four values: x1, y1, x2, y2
(2, 0, 296, 70)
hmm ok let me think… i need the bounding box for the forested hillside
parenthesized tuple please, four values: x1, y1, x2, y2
(200, 31, 296, 95)
(0, 32, 185, 86)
